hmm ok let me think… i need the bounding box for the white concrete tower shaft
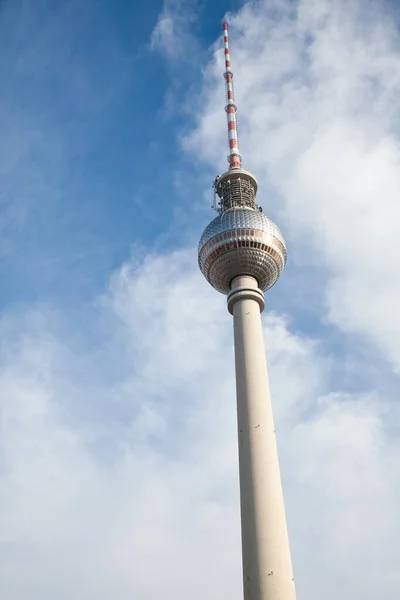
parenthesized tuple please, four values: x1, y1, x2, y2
(228, 276, 296, 600)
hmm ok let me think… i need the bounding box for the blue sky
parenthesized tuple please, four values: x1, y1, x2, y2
(1, 0, 400, 599)
(0, 0, 240, 311)
(0, 0, 374, 374)
(1, 0, 166, 306)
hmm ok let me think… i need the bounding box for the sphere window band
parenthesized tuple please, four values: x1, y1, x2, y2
(199, 229, 286, 266)
(201, 240, 285, 270)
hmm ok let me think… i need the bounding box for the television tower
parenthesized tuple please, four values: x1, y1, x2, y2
(198, 23, 296, 600)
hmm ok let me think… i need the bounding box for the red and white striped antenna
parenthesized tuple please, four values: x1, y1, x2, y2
(223, 22, 242, 170)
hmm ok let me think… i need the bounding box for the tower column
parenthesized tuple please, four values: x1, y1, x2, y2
(227, 276, 296, 600)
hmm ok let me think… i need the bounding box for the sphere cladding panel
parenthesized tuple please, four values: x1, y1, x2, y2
(198, 209, 287, 294)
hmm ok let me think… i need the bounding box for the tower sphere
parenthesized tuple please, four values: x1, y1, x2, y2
(198, 207, 287, 295)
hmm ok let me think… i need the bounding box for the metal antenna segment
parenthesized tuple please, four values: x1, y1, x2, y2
(223, 23, 242, 169)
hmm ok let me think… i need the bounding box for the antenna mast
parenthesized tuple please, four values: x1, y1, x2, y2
(212, 23, 258, 214)
(223, 23, 242, 170)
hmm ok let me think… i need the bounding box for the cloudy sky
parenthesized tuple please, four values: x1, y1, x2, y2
(1, 0, 400, 598)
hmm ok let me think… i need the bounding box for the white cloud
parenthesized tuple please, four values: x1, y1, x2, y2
(150, 0, 199, 62)
(1, 247, 400, 599)
(184, 0, 400, 370)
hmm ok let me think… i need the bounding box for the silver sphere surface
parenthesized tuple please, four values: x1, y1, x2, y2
(198, 208, 287, 295)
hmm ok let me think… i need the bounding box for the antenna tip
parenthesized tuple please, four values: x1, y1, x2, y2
(223, 22, 228, 30)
